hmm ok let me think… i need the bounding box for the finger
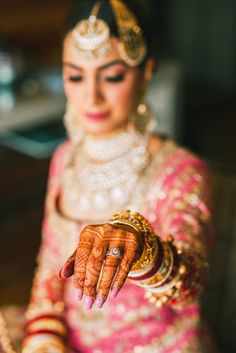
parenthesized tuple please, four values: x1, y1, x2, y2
(73, 226, 95, 291)
(83, 238, 108, 301)
(111, 245, 137, 298)
(95, 243, 124, 308)
(58, 250, 76, 280)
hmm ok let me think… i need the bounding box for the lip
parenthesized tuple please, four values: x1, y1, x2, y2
(85, 111, 110, 121)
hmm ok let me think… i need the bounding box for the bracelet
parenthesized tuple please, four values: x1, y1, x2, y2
(25, 300, 65, 321)
(109, 210, 158, 276)
(138, 240, 174, 288)
(144, 260, 187, 308)
(22, 334, 66, 353)
(129, 236, 164, 281)
(26, 318, 67, 337)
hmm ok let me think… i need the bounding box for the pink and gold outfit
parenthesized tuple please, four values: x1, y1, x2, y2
(25, 138, 217, 353)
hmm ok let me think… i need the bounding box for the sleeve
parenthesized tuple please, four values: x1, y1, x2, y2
(23, 142, 71, 353)
(144, 151, 214, 309)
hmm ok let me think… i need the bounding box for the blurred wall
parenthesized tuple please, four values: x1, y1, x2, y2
(0, 0, 73, 67)
(167, 0, 236, 90)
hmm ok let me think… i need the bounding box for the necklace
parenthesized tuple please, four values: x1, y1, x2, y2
(62, 129, 150, 221)
(82, 130, 136, 161)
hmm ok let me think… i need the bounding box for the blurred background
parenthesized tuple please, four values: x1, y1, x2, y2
(0, 0, 235, 352)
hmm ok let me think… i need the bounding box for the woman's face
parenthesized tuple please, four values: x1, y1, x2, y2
(63, 32, 151, 136)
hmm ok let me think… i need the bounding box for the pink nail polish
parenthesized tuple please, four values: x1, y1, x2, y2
(111, 285, 120, 298)
(77, 289, 83, 301)
(96, 296, 104, 309)
(84, 296, 93, 310)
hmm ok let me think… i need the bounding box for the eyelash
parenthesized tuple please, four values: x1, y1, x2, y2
(68, 76, 83, 82)
(67, 74, 125, 84)
(105, 74, 125, 83)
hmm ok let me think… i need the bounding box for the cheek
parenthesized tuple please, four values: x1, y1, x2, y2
(107, 80, 138, 112)
(64, 82, 82, 106)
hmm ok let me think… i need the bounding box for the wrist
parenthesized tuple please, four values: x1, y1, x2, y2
(109, 210, 158, 275)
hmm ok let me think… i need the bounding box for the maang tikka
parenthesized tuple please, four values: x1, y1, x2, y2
(72, 0, 147, 67)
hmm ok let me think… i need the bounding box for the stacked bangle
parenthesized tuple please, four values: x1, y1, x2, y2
(109, 210, 159, 278)
(109, 210, 204, 309)
(110, 210, 190, 308)
(22, 313, 67, 353)
(25, 315, 67, 339)
(138, 240, 174, 287)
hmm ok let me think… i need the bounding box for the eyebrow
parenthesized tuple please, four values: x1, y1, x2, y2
(63, 59, 128, 71)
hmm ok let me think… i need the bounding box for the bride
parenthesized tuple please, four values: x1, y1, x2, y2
(0, 1, 218, 352)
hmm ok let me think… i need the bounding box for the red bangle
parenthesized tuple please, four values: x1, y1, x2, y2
(147, 244, 180, 290)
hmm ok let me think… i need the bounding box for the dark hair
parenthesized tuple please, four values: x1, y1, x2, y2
(64, 0, 157, 63)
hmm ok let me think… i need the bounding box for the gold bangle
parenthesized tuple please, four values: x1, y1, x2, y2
(25, 300, 65, 321)
(110, 210, 154, 235)
(109, 210, 158, 274)
(27, 319, 67, 336)
(22, 335, 66, 353)
(130, 234, 158, 274)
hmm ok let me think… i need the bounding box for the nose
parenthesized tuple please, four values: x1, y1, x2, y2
(84, 76, 104, 107)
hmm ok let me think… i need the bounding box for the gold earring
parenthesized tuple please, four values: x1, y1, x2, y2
(63, 104, 84, 144)
(135, 101, 158, 134)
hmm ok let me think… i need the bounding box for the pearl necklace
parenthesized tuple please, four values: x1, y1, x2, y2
(62, 129, 150, 221)
(82, 130, 136, 161)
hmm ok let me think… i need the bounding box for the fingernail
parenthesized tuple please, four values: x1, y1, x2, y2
(58, 269, 63, 280)
(95, 296, 105, 309)
(77, 289, 83, 301)
(84, 296, 94, 310)
(111, 285, 120, 298)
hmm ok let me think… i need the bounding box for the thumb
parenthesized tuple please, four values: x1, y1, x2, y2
(58, 250, 76, 280)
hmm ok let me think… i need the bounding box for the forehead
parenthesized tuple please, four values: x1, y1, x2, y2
(63, 32, 125, 70)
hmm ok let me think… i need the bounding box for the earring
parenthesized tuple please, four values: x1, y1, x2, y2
(135, 101, 158, 134)
(63, 104, 84, 145)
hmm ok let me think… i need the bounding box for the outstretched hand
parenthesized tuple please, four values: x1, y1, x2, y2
(59, 223, 142, 309)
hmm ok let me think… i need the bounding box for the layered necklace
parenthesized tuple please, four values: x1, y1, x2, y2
(61, 129, 150, 221)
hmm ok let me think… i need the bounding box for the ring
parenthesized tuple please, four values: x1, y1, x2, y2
(106, 248, 123, 259)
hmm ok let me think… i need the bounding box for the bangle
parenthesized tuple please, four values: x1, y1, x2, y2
(144, 260, 187, 308)
(26, 318, 67, 337)
(128, 237, 163, 281)
(25, 300, 65, 321)
(22, 334, 66, 353)
(137, 239, 174, 288)
(109, 210, 158, 276)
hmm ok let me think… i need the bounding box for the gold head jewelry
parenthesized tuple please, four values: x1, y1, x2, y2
(110, 0, 147, 66)
(72, 0, 148, 66)
(72, 0, 111, 59)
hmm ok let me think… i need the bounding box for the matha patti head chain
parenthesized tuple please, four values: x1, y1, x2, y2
(72, 0, 147, 66)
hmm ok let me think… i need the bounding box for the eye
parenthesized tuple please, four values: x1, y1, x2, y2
(104, 73, 125, 83)
(68, 76, 83, 82)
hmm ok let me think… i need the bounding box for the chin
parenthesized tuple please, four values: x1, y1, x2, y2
(85, 122, 116, 136)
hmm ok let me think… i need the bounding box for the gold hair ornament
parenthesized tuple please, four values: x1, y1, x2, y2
(72, 0, 147, 66)
(110, 0, 147, 66)
(72, 0, 111, 59)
